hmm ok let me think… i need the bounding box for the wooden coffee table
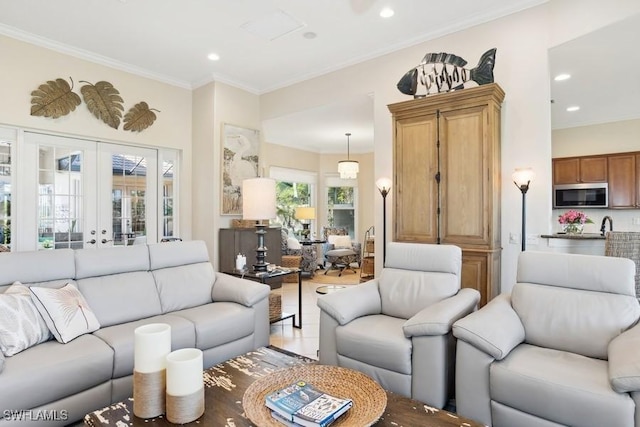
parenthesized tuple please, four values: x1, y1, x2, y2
(84, 346, 483, 427)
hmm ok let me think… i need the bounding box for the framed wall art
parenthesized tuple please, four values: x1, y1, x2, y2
(221, 123, 260, 215)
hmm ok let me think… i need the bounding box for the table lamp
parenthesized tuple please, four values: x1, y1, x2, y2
(294, 206, 316, 240)
(242, 177, 276, 272)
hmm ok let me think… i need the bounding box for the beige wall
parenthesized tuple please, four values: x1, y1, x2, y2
(552, 118, 640, 158)
(259, 1, 640, 292)
(0, 34, 193, 240)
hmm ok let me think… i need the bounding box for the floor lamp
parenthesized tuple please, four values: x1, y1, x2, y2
(512, 168, 535, 251)
(242, 177, 276, 272)
(376, 177, 392, 265)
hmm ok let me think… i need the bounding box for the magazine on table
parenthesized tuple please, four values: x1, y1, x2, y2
(265, 380, 353, 427)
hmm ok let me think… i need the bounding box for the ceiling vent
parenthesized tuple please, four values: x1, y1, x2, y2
(240, 9, 306, 41)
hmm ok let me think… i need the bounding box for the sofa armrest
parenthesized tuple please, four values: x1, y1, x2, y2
(317, 280, 381, 325)
(609, 322, 640, 393)
(212, 272, 271, 307)
(403, 288, 480, 337)
(452, 293, 525, 360)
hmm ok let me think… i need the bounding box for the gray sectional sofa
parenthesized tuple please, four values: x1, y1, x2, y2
(0, 240, 271, 426)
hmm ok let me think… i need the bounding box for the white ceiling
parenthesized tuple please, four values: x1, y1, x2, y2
(549, 13, 640, 130)
(4, 1, 634, 154)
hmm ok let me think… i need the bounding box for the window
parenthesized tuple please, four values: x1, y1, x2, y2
(0, 127, 15, 251)
(270, 167, 317, 237)
(160, 149, 179, 239)
(325, 176, 358, 239)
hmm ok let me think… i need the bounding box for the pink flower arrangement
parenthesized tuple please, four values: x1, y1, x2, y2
(558, 210, 594, 225)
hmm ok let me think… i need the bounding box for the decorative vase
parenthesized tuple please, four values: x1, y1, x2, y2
(563, 223, 584, 235)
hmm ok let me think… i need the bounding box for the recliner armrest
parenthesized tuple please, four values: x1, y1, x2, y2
(403, 288, 480, 337)
(452, 293, 524, 360)
(212, 272, 271, 307)
(609, 322, 640, 393)
(317, 280, 381, 325)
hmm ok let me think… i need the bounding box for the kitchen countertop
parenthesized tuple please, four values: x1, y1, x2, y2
(541, 233, 605, 240)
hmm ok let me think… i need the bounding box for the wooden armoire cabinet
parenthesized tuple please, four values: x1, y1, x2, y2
(388, 83, 505, 307)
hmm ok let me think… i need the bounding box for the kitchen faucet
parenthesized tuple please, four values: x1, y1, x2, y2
(600, 216, 613, 236)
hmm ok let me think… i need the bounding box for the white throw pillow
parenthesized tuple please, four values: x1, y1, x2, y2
(0, 282, 52, 356)
(287, 237, 302, 250)
(328, 235, 352, 249)
(30, 283, 100, 344)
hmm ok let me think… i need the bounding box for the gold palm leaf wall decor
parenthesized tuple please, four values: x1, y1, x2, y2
(79, 80, 124, 129)
(30, 77, 82, 119)
(123, 102, 160, 132)
(29, 77, 160, 132)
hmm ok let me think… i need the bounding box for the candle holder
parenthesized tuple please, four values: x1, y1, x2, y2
(166, 348, 205, 424)
(133, 323, 171, 419)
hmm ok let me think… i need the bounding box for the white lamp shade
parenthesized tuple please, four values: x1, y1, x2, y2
(376, 177, 392, 192)
(512, 168, 535, 186)
(242, 177, 276, 220)
(134, 323, 171, 373)
(166, 348, 204, 396)
(338, 160, 359, 179)
(294, 206, 316, 220)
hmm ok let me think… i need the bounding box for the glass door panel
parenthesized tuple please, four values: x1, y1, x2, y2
(99, 144, 157, 247)
(32, 139, 95, 251)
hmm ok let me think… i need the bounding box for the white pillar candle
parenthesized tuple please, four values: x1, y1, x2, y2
(166, 348, 204, 396)
(134, 323, 171, 373)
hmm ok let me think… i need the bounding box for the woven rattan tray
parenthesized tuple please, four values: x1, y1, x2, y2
(242, 365, 387, 427)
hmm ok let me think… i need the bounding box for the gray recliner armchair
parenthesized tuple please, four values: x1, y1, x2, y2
(317, 242, 480, 408)
(453, 251, 640, 427)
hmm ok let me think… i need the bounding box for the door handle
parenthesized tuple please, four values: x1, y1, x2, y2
(86, 239, 96, 244)
(101, 239, 113, 244)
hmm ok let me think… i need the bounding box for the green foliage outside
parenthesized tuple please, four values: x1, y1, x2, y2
(275, 181, 310, 233)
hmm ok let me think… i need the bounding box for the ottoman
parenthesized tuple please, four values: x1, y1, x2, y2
(324, 248, 358, 276)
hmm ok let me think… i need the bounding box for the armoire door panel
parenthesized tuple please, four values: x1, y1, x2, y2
(440, 107, 489, 245)
(395, 115, 438, 242)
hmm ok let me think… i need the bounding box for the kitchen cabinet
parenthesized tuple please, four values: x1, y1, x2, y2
(552, 156, 608, 185)
(608, 154, 636, 208)
(389, 83, 504, 307)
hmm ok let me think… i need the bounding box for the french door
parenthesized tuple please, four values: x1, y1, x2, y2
(19, 132, 158, 251)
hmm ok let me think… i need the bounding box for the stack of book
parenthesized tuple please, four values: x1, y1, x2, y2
(265, 380, 353, 427)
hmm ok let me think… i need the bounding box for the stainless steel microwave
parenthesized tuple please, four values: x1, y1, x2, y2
(553, 183, 608, 208)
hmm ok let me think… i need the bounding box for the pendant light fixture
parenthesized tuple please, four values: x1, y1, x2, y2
(338, 132, 359, 179)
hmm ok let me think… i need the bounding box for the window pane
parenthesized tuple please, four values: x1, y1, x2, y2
(275, 181, 312, 235)
(0, 140, 11, 249)
(38, 146, 84, 250)
(327, 186, 355, 238)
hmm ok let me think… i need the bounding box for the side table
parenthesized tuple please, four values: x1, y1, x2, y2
(223, 268, 302, 329)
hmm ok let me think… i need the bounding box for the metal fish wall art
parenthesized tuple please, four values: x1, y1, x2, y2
(397, 48, 497, 98)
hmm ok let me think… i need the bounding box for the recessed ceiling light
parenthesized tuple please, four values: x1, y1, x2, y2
(303, 31, 317, 39)
(207, 53, 220, 61)
(566, 106, 580, 112)
(554, 73, 571, 81)
(380, 7, 394, 18)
